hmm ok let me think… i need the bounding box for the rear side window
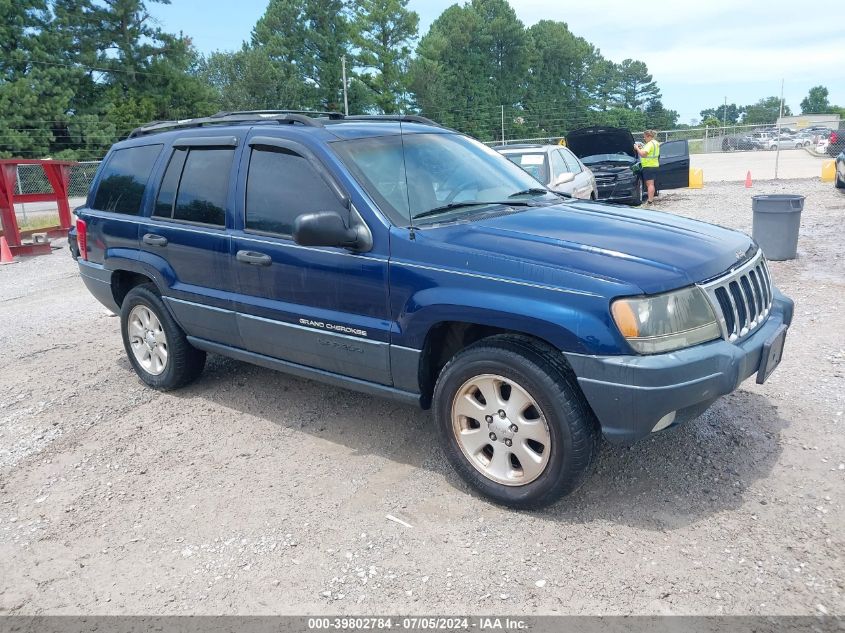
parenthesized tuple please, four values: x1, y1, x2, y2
(561, 149, 582, 174)
(93, 144, 162, 214)
(153, 148, 187, 218)
(153, 148, 234, 226)
(245, 148, 345, 237)
(549, 150, 568, 177)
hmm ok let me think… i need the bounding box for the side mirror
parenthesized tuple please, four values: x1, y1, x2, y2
(553, 172, 575, 186)
(293, 211, 359, 249)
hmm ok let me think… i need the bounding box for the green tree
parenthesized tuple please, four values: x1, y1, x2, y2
(352, 0, 418, 114)
(201, 47, 311, 112)
(743, 96, 791, 124)
(0, 1, 78, 158)
(800, 85, 831, 114)
(253, 0, 350, 112)
(524, 21, 600, 134)
(699, 103, 742, 124)
(410, 0, 529, 139)
(614, 59, 660, 110)
(591, 58, 620, 112)
(644, 98, 678, 130)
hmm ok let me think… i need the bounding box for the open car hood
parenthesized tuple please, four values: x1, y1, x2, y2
(567, 126, 637, 160)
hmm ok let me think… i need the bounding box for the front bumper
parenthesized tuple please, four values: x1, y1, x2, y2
(595, 177, 639, 203)
(564, 289, 794, 445)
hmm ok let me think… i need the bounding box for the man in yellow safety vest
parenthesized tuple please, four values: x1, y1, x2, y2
(634, 130, 660, 205)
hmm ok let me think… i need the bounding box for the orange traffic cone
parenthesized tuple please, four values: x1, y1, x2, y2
(745, 171, 752, 188)
(0, 236, 16, 265)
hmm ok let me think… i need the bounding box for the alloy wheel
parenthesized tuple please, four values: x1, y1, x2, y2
(450, 374, 551, 486)
(127, 304, 168, 376)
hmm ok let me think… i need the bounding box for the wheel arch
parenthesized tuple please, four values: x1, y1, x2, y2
(111, 269, 157, 308)
(107, 255, 172, 308)
(416, 321, 576, 409)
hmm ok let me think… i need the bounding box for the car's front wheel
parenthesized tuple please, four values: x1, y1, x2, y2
(120, 284, 206, 390)
(631, 177, 644, 205)
(432, 335, 600, 509)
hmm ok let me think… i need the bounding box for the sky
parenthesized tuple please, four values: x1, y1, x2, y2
(149, 0, 845, 124)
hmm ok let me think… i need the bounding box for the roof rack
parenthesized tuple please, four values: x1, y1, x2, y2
(127, 111, 443, 138)
(492, 143, 544, 149)
(127, 111, 328, 138)
(338, 114, 440, 127)
(211, 109, 344, 120)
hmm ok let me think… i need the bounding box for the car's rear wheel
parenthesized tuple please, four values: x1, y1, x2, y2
(432, 335, 600, 509)
(120, 284, 206, 390)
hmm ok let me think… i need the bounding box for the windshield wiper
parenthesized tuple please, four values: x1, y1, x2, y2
(412, 201, 495, 221)
(412, 199, 537, 221)
(509, 187, 572, 200)
(507, 187, 549, 198)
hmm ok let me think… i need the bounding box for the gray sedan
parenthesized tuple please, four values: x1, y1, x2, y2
(495, 144, 598, 200)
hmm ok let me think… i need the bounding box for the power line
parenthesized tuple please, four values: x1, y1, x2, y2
(19, 59, 186, 79)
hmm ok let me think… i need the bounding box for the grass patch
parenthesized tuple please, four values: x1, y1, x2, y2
(7, 215, 61, 233)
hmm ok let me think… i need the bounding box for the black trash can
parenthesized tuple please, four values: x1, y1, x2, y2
(751, 194, 804, 261)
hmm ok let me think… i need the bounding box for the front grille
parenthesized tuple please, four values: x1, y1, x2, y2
(594, 174, 616, 184)
(700, 249, 773, 343)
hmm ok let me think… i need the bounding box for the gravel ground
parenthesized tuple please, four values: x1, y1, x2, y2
(0, 178, 843, 615)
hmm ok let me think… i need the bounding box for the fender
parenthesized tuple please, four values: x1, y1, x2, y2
(390, 272, 630, 357)
(104, 250, 171, 295)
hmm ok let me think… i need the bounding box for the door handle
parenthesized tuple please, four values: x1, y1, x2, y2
(143, 233, 168, 247)
(236, 250, 272, 266)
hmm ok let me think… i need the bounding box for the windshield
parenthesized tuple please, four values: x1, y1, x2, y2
(501, 152, 549, 183)
(581, 153, 637, 165)
(331, 132, 556, 225)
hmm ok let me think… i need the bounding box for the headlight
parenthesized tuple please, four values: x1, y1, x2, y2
(611, 286, 721, 354)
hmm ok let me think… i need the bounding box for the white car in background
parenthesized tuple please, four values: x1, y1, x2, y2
(765, 136, 805, 150)
(816, 138, 830, 154)
(494, 144, 598, 199)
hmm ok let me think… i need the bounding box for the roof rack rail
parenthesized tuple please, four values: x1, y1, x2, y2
(210, 109, 344, 120)
(127, 111, 444, 138)
(127, 111, 327, 138)
(339, 114, 440, 127)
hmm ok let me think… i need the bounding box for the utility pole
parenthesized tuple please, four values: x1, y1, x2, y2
(341, 55, 349, 116)
(501, 105, 505, 145)
(722, 96, 727, 132)
(775, 79, 784, 180)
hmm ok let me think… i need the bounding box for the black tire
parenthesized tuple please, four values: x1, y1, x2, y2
(631, 177, 643, 205)
(836, 169, 845, 189)
(120, 284, 206, 390)
(432, 334, 600, 509)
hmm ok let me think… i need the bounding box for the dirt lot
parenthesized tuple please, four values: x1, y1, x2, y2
(1, 179, 843, 616)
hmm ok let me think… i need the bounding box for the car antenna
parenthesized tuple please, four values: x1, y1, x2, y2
(398, 115, 416, 240)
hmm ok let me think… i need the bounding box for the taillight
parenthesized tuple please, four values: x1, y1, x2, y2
(831, 131, 838, 144)
(76, 217, 88, 261)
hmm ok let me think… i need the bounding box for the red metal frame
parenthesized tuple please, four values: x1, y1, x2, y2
(0, 159, 77, 256)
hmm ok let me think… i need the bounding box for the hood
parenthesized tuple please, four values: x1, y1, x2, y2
(425, 202, 754, 295)
(567, 126, 637, 160)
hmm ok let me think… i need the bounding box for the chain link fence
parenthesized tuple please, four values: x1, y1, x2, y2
(12, 161, 100, 231)
(490, 123, 833, 155)
(14, 161, 100, 198)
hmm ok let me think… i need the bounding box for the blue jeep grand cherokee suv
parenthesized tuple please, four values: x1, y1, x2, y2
(73, 111, 793, 508)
